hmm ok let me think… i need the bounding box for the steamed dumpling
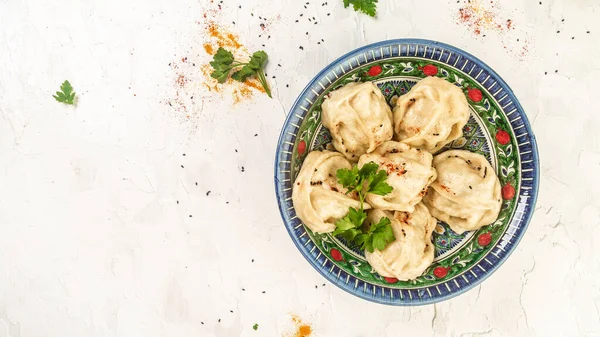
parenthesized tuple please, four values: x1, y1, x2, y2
(393, 77, 470, 153)
(423, 150, 501, 234)
(358, 141, 437, 212)
(365, 204, 437, 281)
(322, 82, 393, 161)
(292, 150, 367, 233)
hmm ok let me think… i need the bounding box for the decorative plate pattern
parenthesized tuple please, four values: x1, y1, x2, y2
(274, 39, 539, 305)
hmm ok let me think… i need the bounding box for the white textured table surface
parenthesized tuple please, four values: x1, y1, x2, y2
(1, 0, 599, 336)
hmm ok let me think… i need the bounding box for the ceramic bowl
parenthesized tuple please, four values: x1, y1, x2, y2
(274, 39, 539, 305)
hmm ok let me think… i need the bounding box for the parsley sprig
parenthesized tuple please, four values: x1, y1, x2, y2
(333, 162, 395, 252)
(209, 47, 272, 98)
(343, 0, 378, 17)
(53, 80, 76, 105)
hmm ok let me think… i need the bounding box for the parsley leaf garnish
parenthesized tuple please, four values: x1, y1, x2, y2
(368, 170, 393, 195)
(368, 217, 394, 251)
(53, 80, 76, 105)
(253, 323, 259, 331)
(343, 0, 378, 17)
(333, 162, 395, 253)
(209, 48, 272, 98)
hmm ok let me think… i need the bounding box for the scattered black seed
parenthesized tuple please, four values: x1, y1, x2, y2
(235, 149, 238, 152)
(306, 32, 308, 35)
(201, 322, 204, 325)
(469, 186, 473, 189)
(286, 84, 289, 88)
(239, 5, 241, 8)
(232, 21, 235, 25)
(241, 166, 245, 172)
(557, 30, 560, 33)
(272, 76, 276, 79)
(226, 201, 229, 204)
(314, 22, 317, 24)
(555, 70, 558, 73)
(545, 72, 547, 75)
(189, 215, 192, 218)
(315, 285, 318, 289)
(181, 165, 184, 168)
(242, 288, 245, 291)
(299, 46, 304, 50)
(300, 14, 303, 17)
(195, 182, 198, 186)
(295, 19, 299, 22)
(278, 63, 281, 67)
(206, 191, 211, 196)
(177, 200, 179, 204)
(587, 31, 590, 34)
(572, 37, 575, 40)
(327, 13, 330, 16)
(561, 19, 565, 22)
(254, 133, 258, 137)
(182, 153, 186, 156)
(219, 318, 221, 322)
(262, 291, 266, 293)
(538, 1, 541, 4)
(262, 44, 265, 47)
(321, 39, 324, 42)
(230, 310, 234, 313)
(252, 259, 254, 262)
(322, 283, 325, 286)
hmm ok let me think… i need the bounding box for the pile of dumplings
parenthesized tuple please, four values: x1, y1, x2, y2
(292, 77, 502, 281)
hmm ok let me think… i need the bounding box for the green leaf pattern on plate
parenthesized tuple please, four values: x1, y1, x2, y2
(291, 58, 520, 288)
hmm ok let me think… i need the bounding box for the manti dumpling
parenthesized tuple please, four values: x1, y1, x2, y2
(365, 205, 437, 281)
(393, 77, 470, 153)
(322, 82, 393, 161)
(292, 150, 368, 233)
(358, 141, 437, 212)
(423, 150, 501, 234)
